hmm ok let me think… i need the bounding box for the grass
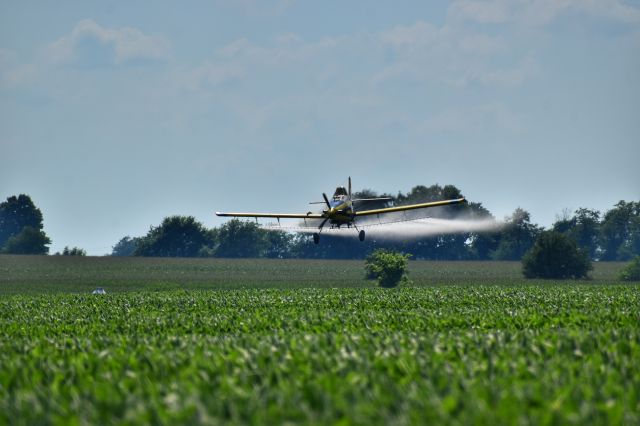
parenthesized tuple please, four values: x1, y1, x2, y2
(0, 255, 628, 294)
(0, 255, 638, 424)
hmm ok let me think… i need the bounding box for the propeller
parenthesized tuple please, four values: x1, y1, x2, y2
(322, 193, 331, 210)
(349, 176, 356, 214)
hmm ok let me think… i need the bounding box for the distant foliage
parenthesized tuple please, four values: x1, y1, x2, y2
(522, 231, 592, 279)
(364, 249, 412, 288)
(215, 219, 266, 258)
(618, 256, 640, 281)
(263, 230, 295, 259)
(598, 201, 640, 261)
(0, 194, 50, 253)
(2, 226, 51, 255)
(109, 183, 638, 261)
(134, 216, 214, 257)
(492, 208, 542, 261)
(58, 246, 86, 256)
(552, 208, 601, 259)
(111, 236, 142, 256)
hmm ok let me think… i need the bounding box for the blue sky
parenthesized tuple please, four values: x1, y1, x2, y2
(1, 0, 639, 254)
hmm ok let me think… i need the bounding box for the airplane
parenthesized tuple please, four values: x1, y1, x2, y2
(215, 177, 466, 244)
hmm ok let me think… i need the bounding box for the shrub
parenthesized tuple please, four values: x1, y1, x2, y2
(522, 231, 592, 279)
(618, 256, 640, 281)
(111, 236, 142, 256)
(2, 226, 51, 255)
(62, 246, 87, 256)
(364, 249, 412, 288)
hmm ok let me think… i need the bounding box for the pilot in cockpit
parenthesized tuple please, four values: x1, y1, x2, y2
(333, 187, 348, 200)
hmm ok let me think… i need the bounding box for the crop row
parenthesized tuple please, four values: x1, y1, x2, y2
(1, 285, 638, 424)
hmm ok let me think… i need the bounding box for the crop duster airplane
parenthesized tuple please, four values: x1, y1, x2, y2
(216, 177, 466, 244)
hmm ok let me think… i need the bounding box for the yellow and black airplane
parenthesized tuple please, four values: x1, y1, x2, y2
(216, 177, 466, 244)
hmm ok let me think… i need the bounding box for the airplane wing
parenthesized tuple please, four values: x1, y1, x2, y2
(354, 197, 466, 217)
(215, 211, 325, 219)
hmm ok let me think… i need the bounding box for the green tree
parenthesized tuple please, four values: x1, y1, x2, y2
(2, 226, 51, 255)
(571, 208, 601, 259)
(553, 208, 601, 259)
(352, 189, 394, 211)
(61, 246, 87, 256)
(522, 231, 592, 279)
(364, 249, 412, 288)
(111, 236, 143, 256)
(599, 201, 640, 260)
(0, 194, 46, 249)
(215, 219, 267, 258)
(263, 230, 294, 259)
(391, 185, 477, 260)
(493, 208, 542, 260)
(395, 184, 466, 218)
(135, 216, 214, 257)
(618, 256, 640, 281)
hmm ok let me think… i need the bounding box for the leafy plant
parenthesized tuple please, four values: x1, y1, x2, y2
(1, 285, 638, 425)
(618, 255, 640, 281)
(2, 226, 51, 254)
(60, 246, 87, 256)
(364, 249, 412, 287)
(522, 231, 592, 279)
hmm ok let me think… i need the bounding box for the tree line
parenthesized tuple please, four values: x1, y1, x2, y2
(1, 188, 638, 260)
(112, 185, 639, 261)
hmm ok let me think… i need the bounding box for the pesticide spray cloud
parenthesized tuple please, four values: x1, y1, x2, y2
(358, 217, 502, 240)
(263, 215, 503, 241)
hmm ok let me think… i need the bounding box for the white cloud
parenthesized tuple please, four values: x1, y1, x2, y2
(417, 102, 523, 135)
(46, 19, 171, 65)
(0, 48, 37, 88)
(374, 21, 524, 88)
(448, 0, 640, 27)
(205, 22, 517, 91)
(0, 48, 15, 67)
(380, 21, 449, 48)
(478, 54, 539, 87)
(458, 33, 507, 55)
(448, 0, 515, 24)
(185, 63, 246, 90)
(214, 0, 296, 17)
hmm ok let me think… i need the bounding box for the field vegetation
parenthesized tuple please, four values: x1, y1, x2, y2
(0, 255, 626, 294)
(0, 256, 638, 424)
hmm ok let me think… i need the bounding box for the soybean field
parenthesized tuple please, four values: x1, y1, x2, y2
(0, 256, 638, 425)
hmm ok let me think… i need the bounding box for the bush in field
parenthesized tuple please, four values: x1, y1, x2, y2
(618, 256, 640, 281)
(522, 231, 592, 279)
(58, 246, 86, 256)
(364, 249, 412, 287)
(2, 226, 51, 255)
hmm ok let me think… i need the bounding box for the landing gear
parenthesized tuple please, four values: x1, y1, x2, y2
(359, 230, 365, 242)
(313, 233, 320, 244)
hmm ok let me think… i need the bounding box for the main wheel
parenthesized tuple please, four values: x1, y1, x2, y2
(313, 233, 320, 244)
(359, 230, 365, 242)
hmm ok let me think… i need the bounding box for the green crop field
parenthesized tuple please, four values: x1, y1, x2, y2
(0, 256, 638, 425)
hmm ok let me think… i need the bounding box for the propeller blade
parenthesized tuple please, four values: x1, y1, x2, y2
(318, 217, 329, 230)
(348, 176, 352, 199)
(322, 193, 331, 209)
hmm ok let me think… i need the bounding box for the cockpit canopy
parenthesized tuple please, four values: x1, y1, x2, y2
(333, 186, 348, 198)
